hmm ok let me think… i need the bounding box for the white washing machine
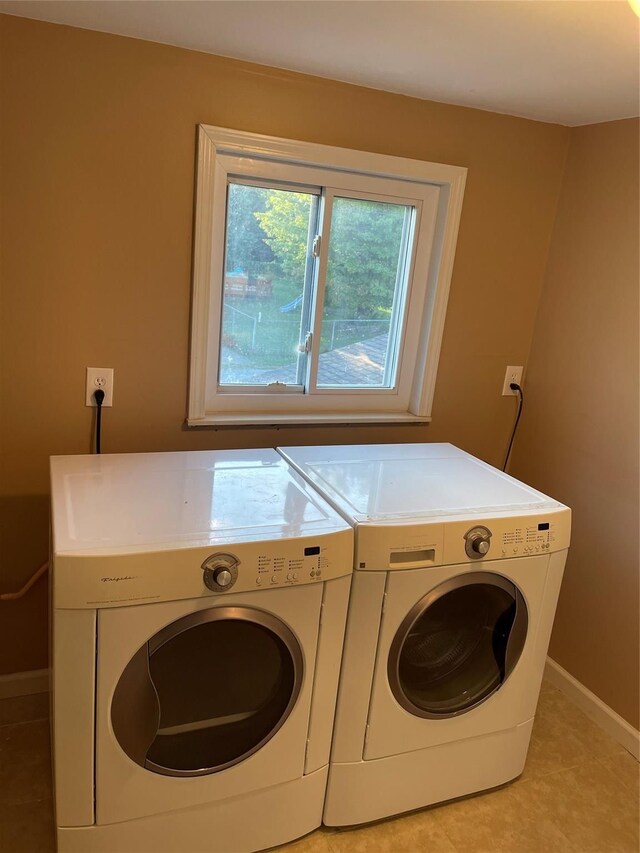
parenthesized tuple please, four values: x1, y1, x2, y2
(50, 449, 353, 853)
(277, 442, 571, 826)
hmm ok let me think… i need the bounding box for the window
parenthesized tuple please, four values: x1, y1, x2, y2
(188, 126, 466, 425)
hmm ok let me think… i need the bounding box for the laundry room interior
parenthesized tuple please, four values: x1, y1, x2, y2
(0, 2, 638, 853)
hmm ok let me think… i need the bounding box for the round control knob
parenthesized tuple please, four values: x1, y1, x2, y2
(202, 552, 239, 592)
(214, 568, 232, 587)
(464, 526, 492, 560)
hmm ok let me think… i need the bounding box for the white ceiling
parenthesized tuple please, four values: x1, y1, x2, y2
(1, 0, 638, 126)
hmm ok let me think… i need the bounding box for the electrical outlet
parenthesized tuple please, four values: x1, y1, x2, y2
(86, 367, 114, 406)
(502, 365, 523, 396)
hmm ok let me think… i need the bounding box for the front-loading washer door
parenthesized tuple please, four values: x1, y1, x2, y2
(111, 607, 303, 778)
(96, 584, 323, 825)
(363, 557, 553, 761)
(387, 572, 527, 719)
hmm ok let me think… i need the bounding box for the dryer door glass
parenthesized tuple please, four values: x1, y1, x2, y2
(111, 607, 303, 777)
(388, 572, 528, 718)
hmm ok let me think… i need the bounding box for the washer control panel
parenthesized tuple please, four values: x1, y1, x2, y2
(439, 507, 571, 567)
(446, 509, 570, 564)
(498, 519, 558, 557)
(461, 521, 559, 561)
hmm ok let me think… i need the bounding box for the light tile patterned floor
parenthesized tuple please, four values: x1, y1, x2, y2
(0, 682, 637, 852)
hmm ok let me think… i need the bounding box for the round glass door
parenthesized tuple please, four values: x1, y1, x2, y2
(111, 607, 304, 777)
(388, 572, 528, 719)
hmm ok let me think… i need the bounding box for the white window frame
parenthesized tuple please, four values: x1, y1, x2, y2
(188, 125, 466, 426)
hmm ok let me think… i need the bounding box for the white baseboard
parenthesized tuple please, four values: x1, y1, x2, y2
(544, 657, 639, 761)
(0, 668, 50, 699)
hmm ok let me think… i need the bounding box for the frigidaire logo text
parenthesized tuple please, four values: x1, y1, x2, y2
(100, 576, 137, 583)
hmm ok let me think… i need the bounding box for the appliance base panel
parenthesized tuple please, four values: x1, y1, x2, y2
(324, 719, 533, 826)
(58, 767, 327, 853)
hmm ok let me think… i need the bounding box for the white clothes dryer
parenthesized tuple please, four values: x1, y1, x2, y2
(50, 449, 353, 853)
(277, 443, 571, 826)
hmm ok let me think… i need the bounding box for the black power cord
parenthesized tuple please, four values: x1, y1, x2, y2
(94, 388, 105, 454)
(502, 382, 523, 472)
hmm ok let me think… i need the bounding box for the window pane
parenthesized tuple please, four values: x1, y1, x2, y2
(317, 197, 414, 388)
(219, 183, 316, 386)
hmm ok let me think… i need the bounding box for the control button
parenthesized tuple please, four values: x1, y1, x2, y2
(310, 571, 315, 577)
(513, 548, 518, 553)
(293, 572, 298, 580)
(271, 575, 278, 584)
(256, 577, 262, 586)
(535, 546, 540, 551)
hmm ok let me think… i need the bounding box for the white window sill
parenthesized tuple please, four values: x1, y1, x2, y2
(186, 412, 432, 427)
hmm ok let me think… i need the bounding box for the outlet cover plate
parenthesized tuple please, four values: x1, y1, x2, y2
(502, 365, 523, 396)
(86, 367, 114, 406)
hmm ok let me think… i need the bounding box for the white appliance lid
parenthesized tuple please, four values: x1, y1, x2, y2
(277, 443, 563, 523)
(50, 449, 350, 554)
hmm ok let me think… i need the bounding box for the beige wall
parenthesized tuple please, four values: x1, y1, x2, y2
(0, 15, 571, 673)
(511, 118, 640, 728)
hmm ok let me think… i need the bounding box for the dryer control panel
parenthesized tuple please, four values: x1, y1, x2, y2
(53, 528, 353, 609)
(201, 541, 337, 593)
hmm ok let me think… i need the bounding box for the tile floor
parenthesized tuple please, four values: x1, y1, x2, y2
(0, 682, 637, 852)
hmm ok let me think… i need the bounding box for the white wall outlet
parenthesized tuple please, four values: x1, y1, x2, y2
(86, 367, 114, 406)
(502, 365, 523, 396)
